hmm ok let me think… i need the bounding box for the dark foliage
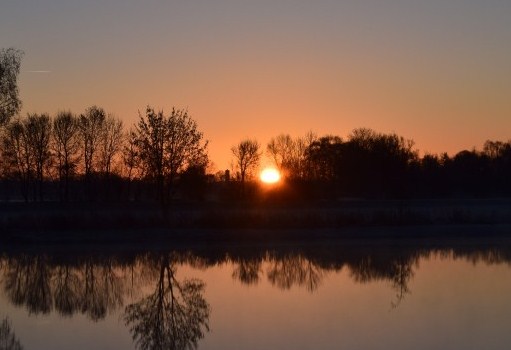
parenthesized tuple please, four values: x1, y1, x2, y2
(1, 110, 510, 203)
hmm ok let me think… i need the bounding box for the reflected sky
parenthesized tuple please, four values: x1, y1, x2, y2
(1, 240, 511, 349)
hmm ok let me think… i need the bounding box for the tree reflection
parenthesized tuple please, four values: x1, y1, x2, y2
(4, 255, 52, 314)
(1, 239, 511, 326)
(232, 259, 262, 285)
(124, 256, 210, 350)
(81, 260, 124, 321)
(2, 255, 125, 320)
(267, 255, 324, 292)
(389, 257, 415, 308)
(0, 317, 24, 350)
(53, 265, 81, 316)
(349, 254, 416, 308)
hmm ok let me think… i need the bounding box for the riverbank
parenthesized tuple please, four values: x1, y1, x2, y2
(1, 199, 511, 233)
(2, 225, 511, 249)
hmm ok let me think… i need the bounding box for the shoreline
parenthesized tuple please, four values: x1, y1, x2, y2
(1, 198, 511, 233)
(3, 224, 511, 248)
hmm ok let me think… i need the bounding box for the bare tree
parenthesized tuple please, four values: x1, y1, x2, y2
(134, 108, 165, 189)
(1, 114, 52, 201)
(132, 106, 208, 203)
(122, 129, 139, 179)
(24, 113, 52, 201)
(164, 108, 208, 185)
(78, 106, 106, 177)
(0, 48, 23, 126)
(266, 134, 295, 173)
(483, 140, 506, 159)
(231, 139, 261, 184)
(98, 115, 123, 176)
(53, 111, 80, 201)
(1, 119, 32, 201)
(294, 131, 317, 179)
(266, 132, 317, 180)
(121, 129, 140, 201)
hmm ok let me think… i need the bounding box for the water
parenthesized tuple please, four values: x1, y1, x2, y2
(1, 236, 511, 350)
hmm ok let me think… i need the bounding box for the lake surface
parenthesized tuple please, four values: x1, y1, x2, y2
(2, 234, 511, 350)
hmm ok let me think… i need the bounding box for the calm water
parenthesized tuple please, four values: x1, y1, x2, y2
(1, 236, 511, 350)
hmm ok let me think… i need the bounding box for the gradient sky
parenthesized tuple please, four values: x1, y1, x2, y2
(2, 0, 510, 169)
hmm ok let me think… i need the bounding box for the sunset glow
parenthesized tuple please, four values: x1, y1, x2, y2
(3, 1, 510, 169)
(260, 168, 281, 184)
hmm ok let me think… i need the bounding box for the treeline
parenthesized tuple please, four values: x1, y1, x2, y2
(232, 129, 511, 200)
(0, 105, 208, 203)
(1, 105, 510, 203)
(309, 133, 511, 198)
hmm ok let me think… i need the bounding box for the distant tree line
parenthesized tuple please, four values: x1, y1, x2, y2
(230, 129, 511, 201)
(1, 108, 510, 203)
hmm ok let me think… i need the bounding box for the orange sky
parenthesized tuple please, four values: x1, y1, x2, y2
(3, 0, 511, 170)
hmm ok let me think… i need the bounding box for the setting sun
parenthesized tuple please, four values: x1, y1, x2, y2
(260, 168, 281, 184)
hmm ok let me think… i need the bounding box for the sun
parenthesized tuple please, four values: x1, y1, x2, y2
(260, 167, 281, 184)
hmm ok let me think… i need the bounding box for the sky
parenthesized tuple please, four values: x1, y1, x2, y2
(2, 0, 511, 170)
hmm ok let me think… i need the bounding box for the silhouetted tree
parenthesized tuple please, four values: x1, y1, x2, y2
(122, 129, 139, 180)
(24, 113, 52, 201)
(179, 164, 209, 201)
(122, 128, 140, 200)
(483, 140, 511, 194)
(52, 111, 80, 201)
(346, 128, 416, 197)
(2, 114, 53, 201)
(98, 115, 123, 176)
(78, 106, 106, 178)
(0, 48, 23, 126)
(266, 132, 315, 180)
(483, 140, 507, 159)
(292, 131, 317, 179)
(231, 139, 261, 185)
(305, 135, 343, 183)
(132, 107, 208, 204)
(1, 119, 32, 200)
(267, 134, 295, 174)
(450, 149, 489, 195)
(418, 153, 444, 196)
(304, 129, 417, 198)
